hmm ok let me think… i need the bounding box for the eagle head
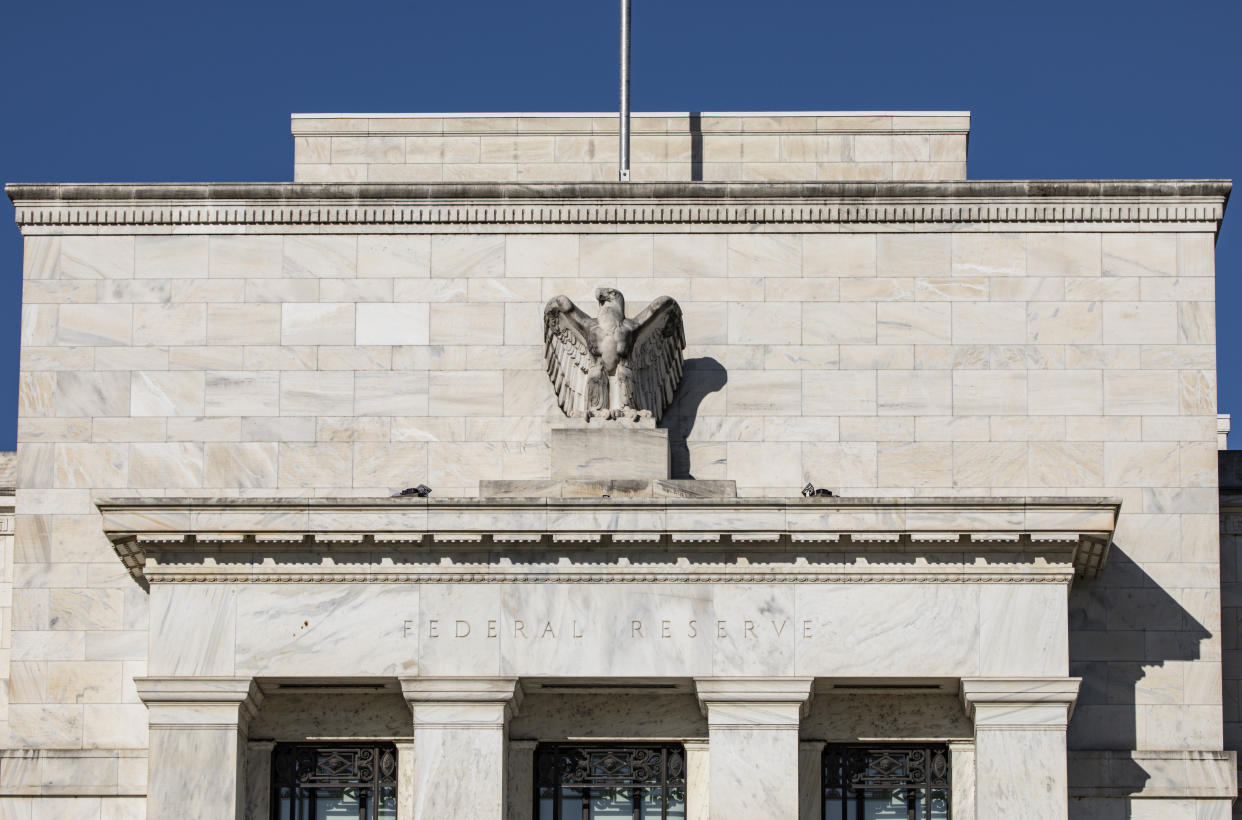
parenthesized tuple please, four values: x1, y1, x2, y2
(595, 287, 624, 313)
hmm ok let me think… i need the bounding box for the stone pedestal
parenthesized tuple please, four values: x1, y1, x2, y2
(961, 678, 1080, 820)
(694, 678, 813, 820)
(550, 421, 670, 480)
(136, 677, 262, 820)
(401, 677, 521, 820)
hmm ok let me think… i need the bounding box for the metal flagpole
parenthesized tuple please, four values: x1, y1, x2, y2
(619, 0, 631, 182)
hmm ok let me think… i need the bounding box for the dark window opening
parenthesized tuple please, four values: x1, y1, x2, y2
(823, 744, 949, 820)
(271, 742, 398, 820)
(536, 744, 687, 820)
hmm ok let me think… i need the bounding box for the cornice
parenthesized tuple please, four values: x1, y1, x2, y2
(7, 180, 1229, 231)
(98, 495, 1119, 584)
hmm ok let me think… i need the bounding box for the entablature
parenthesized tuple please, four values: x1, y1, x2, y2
(98, 495, 1119, 585)
(7, 180, 1229, 233)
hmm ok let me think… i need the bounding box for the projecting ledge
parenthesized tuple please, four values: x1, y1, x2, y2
(97, 495, 1119, 584)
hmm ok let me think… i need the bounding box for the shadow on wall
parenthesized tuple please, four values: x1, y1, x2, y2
(1067, 546, 1211, 800)
(689, 113, 704, 182)
(660, 357, 727, 480)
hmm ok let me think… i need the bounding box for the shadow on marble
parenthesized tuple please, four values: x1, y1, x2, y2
(1068, 546, 1211, 797)
(511, 692, 706, 740)
(661, 357, 728, 479)
(248, 693, 412, 741)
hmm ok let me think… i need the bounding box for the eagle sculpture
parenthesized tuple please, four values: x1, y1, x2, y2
(543, 288, 685, 423)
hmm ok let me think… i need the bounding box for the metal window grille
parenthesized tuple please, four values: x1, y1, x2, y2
(271, 743, 398, 820)
(822, 744, 950, 820)
(535, 744, 687, 820)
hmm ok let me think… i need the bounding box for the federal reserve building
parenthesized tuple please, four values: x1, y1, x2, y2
(0, 108, 1238, 820)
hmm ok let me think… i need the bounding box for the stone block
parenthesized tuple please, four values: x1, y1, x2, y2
(803, 235, 876, 276)
(130, 372, 204, 417)
(320, 278, 392, 303)
(357, 235, 430, 278)
(133, 304, 206, 346)
(209, 236, 282, 279)
(550, 424, 670, 481)
(1103, 302, 1176, 344)
(432, 235, 506, 278)
(356, 303, 430, 345)
(879, 370, 951, 416)
(802, 303, 876, 344)
(877, 234, 950, 277)
(727, 235, 800, 277)
(135, 236, 208, 279)
(726, 372, 801, 416)
(728, 303, 800, 345)
(59, 234, 128, 280)
(356, 372, 429, 417)
(429, 372, 504, 417)
(205, 372, 279, 417)
(430, 303, 503, 345)
(952, 302, 1026, 344)
(281, 303, 355, 345)
(55, 305, 132, 347)
(279, 372, 353, 416)
(1103, 234, 1177, 277)
(282, 236, 357, 278)
(877, 303, 951, 344)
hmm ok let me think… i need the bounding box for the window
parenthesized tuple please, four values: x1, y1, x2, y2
(271, 743, 398, 820)
(823, 745, 949, 820)
(536, 744, 686, 820)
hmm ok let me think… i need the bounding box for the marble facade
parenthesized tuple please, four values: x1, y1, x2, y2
(1, 111, 1236, 818)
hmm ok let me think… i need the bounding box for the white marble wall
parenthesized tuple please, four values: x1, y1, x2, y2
(145, 580, 1068, 680)
(6, 175, 1228, 814)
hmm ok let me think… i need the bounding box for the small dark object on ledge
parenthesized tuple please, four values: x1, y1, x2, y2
(395, 484, 432, 498)
(802, 483, 834, 498)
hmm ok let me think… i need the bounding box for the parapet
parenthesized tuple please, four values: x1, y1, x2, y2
(291, 111, 969, 184)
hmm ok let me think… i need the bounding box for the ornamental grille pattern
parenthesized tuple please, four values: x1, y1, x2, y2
(823, 745, 950, 820)
(271, 743, 397, 820)
(536, 744, 686, 820)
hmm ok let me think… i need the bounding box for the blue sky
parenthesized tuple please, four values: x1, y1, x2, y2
(1, 0, 1238, 450)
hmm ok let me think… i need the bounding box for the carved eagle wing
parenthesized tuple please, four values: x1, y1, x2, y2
(629, 295, 686, 423)
(543, 296, 596, 418)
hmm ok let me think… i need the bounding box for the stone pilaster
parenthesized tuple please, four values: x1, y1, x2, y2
(243, 739, 276, 820)
(683, 739, 710, 820)
(507, 740, 538, 820)
(961, 678, 1080, 820)
(395, 740, 415, 819)
(401, 677, 521, 820)
(798, 740, 826, 820)
(947, 740, 975, 820)
(135, 677, 263, 820)
(694, 677, 813, 820)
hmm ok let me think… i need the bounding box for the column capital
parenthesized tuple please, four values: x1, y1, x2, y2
(960, 677, 1080, 718)
(135, 676, 263, 729)
(399, 676, 521, 710)
(693, 677, 814, 718)
(400, 676, 522, 726)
